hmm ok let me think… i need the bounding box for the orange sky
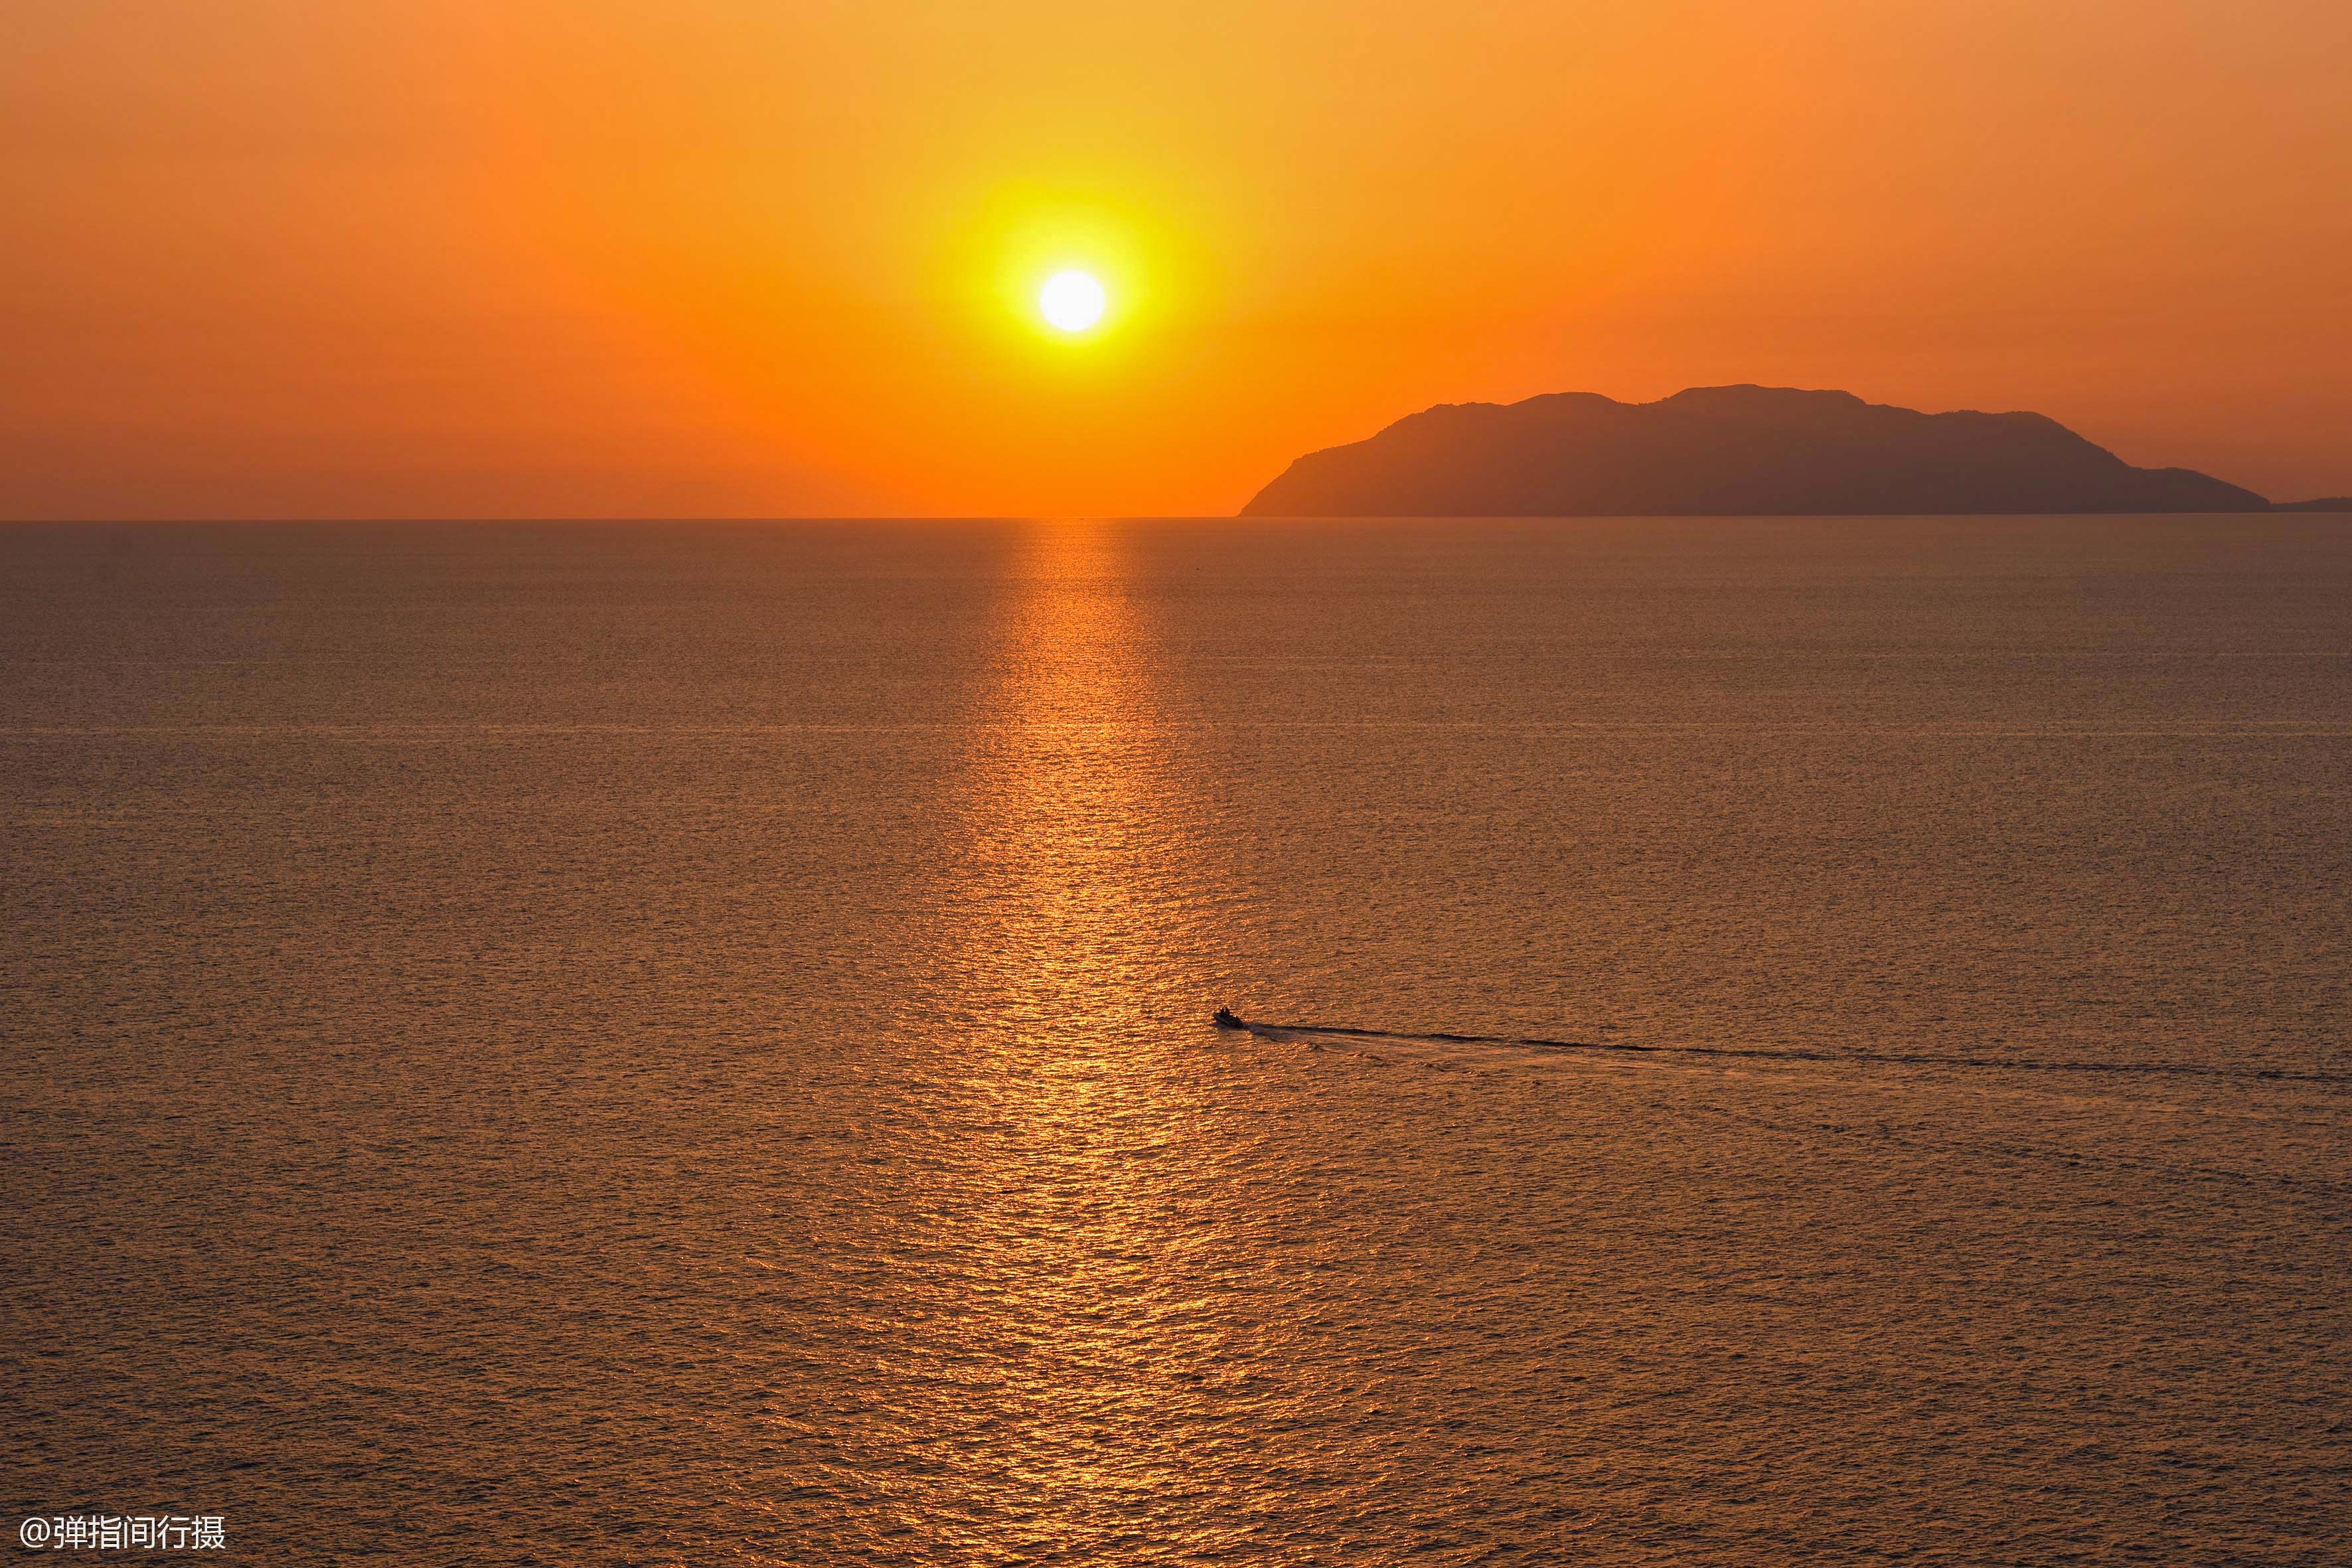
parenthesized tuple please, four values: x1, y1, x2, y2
(5, 1, 2349, 518)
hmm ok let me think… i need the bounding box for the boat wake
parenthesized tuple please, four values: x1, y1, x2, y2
(1223, 1017, 2349, 1085)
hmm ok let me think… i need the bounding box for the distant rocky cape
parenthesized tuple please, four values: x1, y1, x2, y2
(1239, 386, 2281, 516)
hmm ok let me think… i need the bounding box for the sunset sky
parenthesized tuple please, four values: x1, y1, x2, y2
(7, 0, 2348, 519)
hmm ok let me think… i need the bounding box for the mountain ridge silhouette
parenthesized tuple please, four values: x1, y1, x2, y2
(1239, 385, 2271, 516)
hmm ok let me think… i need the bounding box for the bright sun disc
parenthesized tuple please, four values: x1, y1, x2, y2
(1039, 270, 1105, 332)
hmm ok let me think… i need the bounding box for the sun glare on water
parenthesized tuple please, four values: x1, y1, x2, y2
(1039, 270, 1106, 333)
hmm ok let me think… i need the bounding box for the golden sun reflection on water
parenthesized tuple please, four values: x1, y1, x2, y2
(941, 520, 1214, 1035)
(860, 521, 1251, 1548)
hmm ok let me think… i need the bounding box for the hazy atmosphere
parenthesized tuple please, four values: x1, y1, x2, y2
(6, 5, 2347, 1564)
(7, 0, 2350, 518)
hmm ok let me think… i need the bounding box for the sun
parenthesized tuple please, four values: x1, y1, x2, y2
(1038, 270, 1106, 333)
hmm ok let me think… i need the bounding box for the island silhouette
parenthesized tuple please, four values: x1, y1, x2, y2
(1239, 385, 2276, 516)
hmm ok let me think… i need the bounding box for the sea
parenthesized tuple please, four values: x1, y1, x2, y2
(5, 516, 2347, 1563)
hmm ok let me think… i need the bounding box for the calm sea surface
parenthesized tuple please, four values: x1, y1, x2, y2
(5, 517, 2348, 1563)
